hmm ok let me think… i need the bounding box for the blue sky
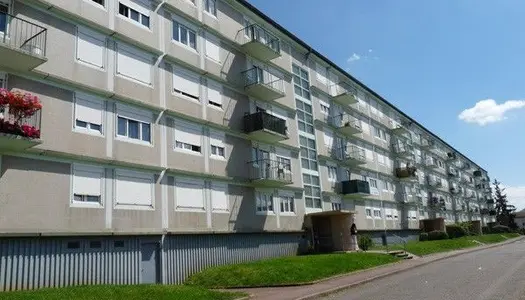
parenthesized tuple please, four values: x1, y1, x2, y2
(248, 0, 525, 209)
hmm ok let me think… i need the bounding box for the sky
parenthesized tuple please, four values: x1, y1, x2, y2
(248, 0, 525, 210)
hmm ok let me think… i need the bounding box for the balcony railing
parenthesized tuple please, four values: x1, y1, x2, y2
(341, 179, 370, 196)
(343, 147, 367, 164)
(243, 111, 287, 142)
(0, 106, 42, 150)
(425, 158, 438, 168)
(328, 113, 362, 135)
(248, 158, 292, 186)
(389, 120, 410, 135)
(238, 24, 281, 61)
(426, 177, 442, 188)
(392, 143, 412, 157)
(0, 12, 47, 70)
(242, 66, 285, 101)
(330, 81, 358, 105)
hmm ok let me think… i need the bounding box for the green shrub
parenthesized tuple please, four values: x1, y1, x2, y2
(428, 230, 449, 241)
(358, 235, 374, 251)
(419, 232, 428, 241)
(482, 226, 491, 234)
(446, 225, 468, 239)
(492, 225, 510, 233)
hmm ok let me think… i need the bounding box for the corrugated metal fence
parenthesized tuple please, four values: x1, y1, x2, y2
(0, 232, 300, 291)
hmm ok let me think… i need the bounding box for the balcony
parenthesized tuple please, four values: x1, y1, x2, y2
(243, 111, 288, 143)
(0, 90, 42, 150)
(395, 166, 417, 180)
(341, 179, 370, 198)
(426, 177, 442, 189)
(446, 152, 457, 160)
(448, 167, 458, 177)
(389, 120, 410, 136)
(329, 113, 362, 136)
(425, 158, 438, 169)
(392, 142, 413, 157)
(421, 139, 437, 151)
(331, 82, 358, 106)
(242, 67, 285, 101)
(248, 158, 293, 187)
(342, 147, 367, 165)
(0, 13, 47, 71)
(238, 24, 281, 61)
(473, 170, 482, 177)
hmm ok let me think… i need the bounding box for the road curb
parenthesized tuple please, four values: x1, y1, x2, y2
(295, 236, 523, 300)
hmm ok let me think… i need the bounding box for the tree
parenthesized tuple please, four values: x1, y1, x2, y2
(493, 179, 517, 229)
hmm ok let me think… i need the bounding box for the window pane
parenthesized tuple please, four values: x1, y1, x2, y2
(180, 27, 188, 45)
(117, 117, 127, 136)
(189, 31, 196, 49)
(76, 120, 88, 128)
(141, 123, 151, 142)
(119, 3, 128, 17)
(141, 15, 150, 27)
(128, 119, 139, 139)
(86, 196, 100, 203)
(130, 9, 139, 22)
(173, 22, 179, 41)
(91, 123, 102, 132)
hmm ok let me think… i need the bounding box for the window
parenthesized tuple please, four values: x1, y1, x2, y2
(369, 179, 377, 189)
(365, 208, 372, 218)
(174, 120, 202, 153)
(204, 0, 217, 16)
(0, 2, 7, 33)
(74, 94, 104, 134)
(256, 192, 273, 213)
(210, 130, 225, 158)
(175, 177, 205, 210)
(280, 195, 294, 213)
(327, 165, 337, 181)
(296, 99, 314, 134)
(173, 67, 200, 100)
(116, 42, 152, 85)
(205, 32, 220, 62)
(207, 79, 222, 108)
(276, 156, 291, 172)
(303, 174, 321, 209)
(119, 1, 150, 28)
(72, 164, 104, 205)
(173, 20, 196, 49)
(91, 0, 104, 6)
(300, 136, 317, 171)
(67, 241, 81, 250)
(292, 64, 310, 99)
(316, 62, 327, 84)
(386, 208, 393, 219)
(211, 183, 228, 211)
(76, 26, 105, 68)
(89, 241, 102, 249)
(373, 209, 382, 219)
(115, 169, 154, 207)
(117, 114, 151, 143)
(113, 241, 125, 248)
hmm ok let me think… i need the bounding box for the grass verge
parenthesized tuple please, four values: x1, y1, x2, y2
(373, 233, 521, 256)
(186, 252, 400, 288)
(0, 285, 246, 300)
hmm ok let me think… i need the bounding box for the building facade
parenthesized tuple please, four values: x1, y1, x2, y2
(0, 0, 494, 290)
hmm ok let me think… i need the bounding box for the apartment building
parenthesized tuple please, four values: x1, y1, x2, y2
(0, 0, 495, 290)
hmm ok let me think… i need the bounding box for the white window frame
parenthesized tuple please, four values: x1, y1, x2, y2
(174, 120, 202, 155)
(88, 0, 105, 8)
(118, 0, 151, 29)
(207, 79, 222, 109)
(256, 191, 274, 215)
(173, 67, 200, 101)
(327, 165, 337, 182)
(210, 130, 225, 159)
(172, 17, 197, 50)
(365, 208, 372, 219)
(114, 168, 154, 209)
(205, 32, 221, 63)
(373, 209, 382, 219)
(204, 0, 217, 17)
(71, 164, 104, 208)
(211, 182, 229, 213)
(279, 192, 295, 215)
(116, 104, 153, 145)
(174, 177, 205, 211)
(73, 93, 105, 136)
(115, 42, 153, 85)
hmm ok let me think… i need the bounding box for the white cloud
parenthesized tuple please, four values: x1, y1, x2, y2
(368, 49, 373, 53)
(458, 99, 525, 126)
(347, 53, 361, 63)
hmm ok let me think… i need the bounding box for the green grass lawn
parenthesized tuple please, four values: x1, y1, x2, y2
(373, 233, 521, 256)
(0, 285, 246, 300)
(186, 252, 400, 288)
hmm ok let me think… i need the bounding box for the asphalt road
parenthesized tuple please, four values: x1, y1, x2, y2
(323, 239, 525, 300)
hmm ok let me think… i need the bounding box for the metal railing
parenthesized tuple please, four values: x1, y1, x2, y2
(392, 142, 411, 154)
(247, 158, 292, 182)
(328, 113, 361, 130)
(242, 66, 284, 93)
(239, 23, 280, 54)
(0, 107, 41, 138)
(343, 146, 366, 162)
(243, 111, 287, 136)
(0, 12, 47, 57)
